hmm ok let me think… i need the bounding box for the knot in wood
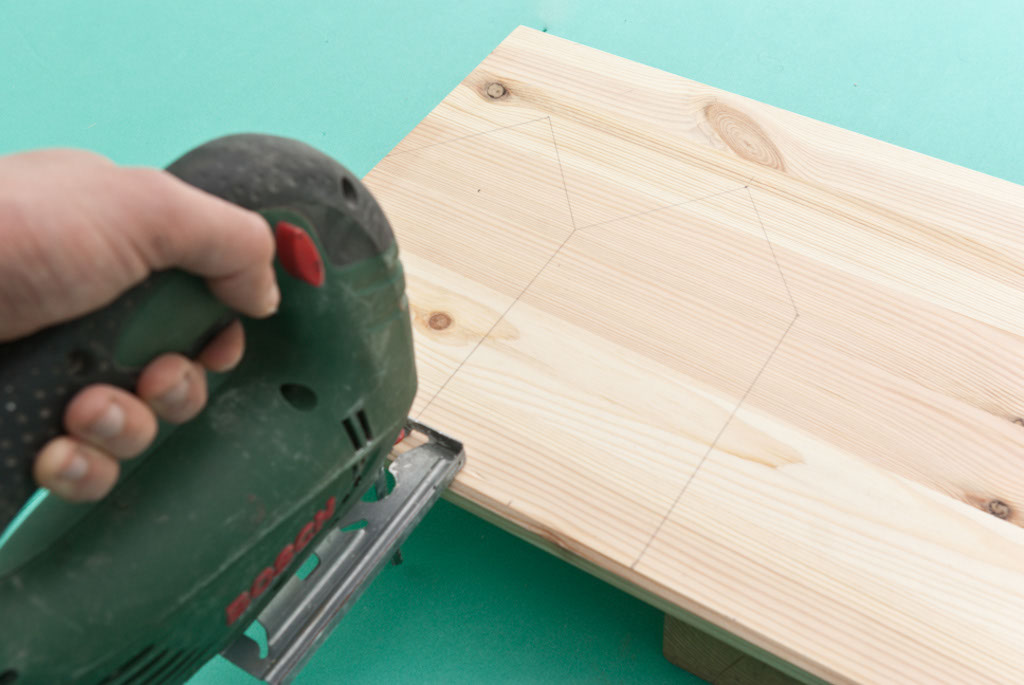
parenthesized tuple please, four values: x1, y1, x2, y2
(428, 312, 453, 330)
(485, 82, 508, 99)
(987, 499, 1012, 519)
(704, 103, 785, 171)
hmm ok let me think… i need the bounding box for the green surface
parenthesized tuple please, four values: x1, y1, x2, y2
(209, 500, 693, 684)
(2, 1, 1020, 683)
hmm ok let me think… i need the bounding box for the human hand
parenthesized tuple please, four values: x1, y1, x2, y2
(0, 148, 278, 502)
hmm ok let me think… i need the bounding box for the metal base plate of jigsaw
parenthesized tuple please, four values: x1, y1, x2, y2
(221, 420, 464, 684)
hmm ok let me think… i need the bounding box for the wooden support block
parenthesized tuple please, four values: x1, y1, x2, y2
(663, 614, 798, 685)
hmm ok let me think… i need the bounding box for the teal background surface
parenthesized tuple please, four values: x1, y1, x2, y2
(2, 1, 1020, 683)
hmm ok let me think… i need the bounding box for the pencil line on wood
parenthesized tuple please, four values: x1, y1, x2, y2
(574, 186, 749, 232)
(547, 116, 578, 232)
(747, 185, 799, 315)
(631, 312, 800, 569)
(415, 232, 580, 418)
(417, 118, 580, 417)
(383, 116, 552, 157)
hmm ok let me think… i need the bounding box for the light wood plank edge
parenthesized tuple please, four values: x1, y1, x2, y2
(443, 488, 830, 685)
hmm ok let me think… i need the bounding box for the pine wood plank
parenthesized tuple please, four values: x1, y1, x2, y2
(365, 26, 1024, 684)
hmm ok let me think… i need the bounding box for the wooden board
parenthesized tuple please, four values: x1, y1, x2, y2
(364, 27, 1024, 684)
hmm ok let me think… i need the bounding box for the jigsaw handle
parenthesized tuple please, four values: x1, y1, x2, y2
(0, 272, 234, 530)
(0, 134, 394, 533)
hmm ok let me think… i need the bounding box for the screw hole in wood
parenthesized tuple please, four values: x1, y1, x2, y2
(987, 499, 1012, 520)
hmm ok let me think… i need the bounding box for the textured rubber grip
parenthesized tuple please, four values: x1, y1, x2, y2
(0, 275, 232, 530)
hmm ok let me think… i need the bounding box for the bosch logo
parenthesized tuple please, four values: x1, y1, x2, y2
(226, 496, 337, 625)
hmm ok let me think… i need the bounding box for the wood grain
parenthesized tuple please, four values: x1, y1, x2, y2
(365, 26, 1024, 684)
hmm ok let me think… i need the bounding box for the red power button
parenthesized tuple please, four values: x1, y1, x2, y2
(274, 221, 324, 287)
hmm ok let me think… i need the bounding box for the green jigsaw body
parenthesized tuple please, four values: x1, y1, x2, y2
(0, 136, 417, 685)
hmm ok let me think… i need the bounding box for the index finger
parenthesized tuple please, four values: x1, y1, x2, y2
(118, 167, 279, 318)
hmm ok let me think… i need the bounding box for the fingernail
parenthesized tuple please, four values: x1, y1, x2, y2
(154, 372, 190, 413)
(58, 452, 89, 481)
(264, 281, 280, 315)
(89, 402, 124, 440)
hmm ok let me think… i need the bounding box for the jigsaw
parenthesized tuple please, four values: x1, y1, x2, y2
(0, 134, 463, 684)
